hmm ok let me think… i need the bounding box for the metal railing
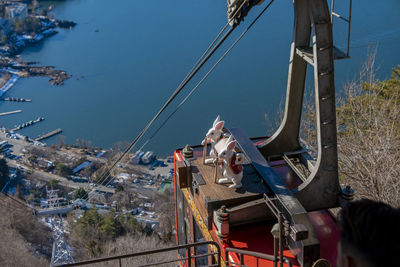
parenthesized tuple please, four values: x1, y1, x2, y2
(55, 241, 221, 267)
(225, 247, 293, 267)
(331, 0, 353, 57)
(263, 194, 285, 267)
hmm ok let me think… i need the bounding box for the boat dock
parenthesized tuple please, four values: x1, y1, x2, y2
(12, 117, 44, 131)
(0, 110, 22, 116)
(35, 128, 62, 141)
(2, 97, 32, 102)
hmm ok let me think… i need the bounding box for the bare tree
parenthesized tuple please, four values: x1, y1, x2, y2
(336, 55, 400, 207)
(301, 51, 400, 207)
(96, 234, 176, 267)
(57, 134, 66, 148)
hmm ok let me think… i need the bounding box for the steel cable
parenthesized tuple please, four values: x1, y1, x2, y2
(84, 1, 251, 201)
(83, 2, 253, 201)
(83, 26, 237, 201)
(85, 0, 275, 202)
(136, 0, 276, 155)
(176, 0, 249, 87)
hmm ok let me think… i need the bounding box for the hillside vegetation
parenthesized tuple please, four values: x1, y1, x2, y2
(68, 189, 175, 264)
(302, 59, 400, 207)
(337, 62, 400, 207)
(0, 200, 52, 266)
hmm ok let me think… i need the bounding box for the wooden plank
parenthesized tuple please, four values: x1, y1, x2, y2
(188, 157, 269, 229)
(194, 158, 267, 202)
(178, 143, 273, 229)
(176, 159, 189, 188)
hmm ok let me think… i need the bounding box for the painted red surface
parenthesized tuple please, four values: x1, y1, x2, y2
(221, 210, 340, 267)
(308, 210, 340, 266)
(173, 150, 179, 244)
(253, 139, 266, 146)
(225, 222, 300, 267)
(175, 150, 184, 162)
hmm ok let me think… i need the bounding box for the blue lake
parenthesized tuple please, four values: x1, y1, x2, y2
(0, 0, 399, 156)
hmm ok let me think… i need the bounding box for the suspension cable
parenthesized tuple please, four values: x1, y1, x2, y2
(176, 0, 248, 87)
(84, 1, 252, 201)
(82, 26, 237, 201)
(137, 0, 276, 154)
(84, 23, 234, 200)
(85, 0, 275, 201)
(86, 0, 275, 201)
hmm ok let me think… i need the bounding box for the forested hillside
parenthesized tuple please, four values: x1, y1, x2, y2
(337, 63, 400, 207)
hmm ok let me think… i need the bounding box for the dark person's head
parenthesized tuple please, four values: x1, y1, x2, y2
(337, 199, 400, 267)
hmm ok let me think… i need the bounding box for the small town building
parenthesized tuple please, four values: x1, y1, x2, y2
(116, 173, 131, 183)
(130, 150, 144, 164)
(37, 158, 53, 170)
(6, 3, 27, 19)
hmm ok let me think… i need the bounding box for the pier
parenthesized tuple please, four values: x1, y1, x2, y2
(12, 117, 44, 131)
(2, 97, 32, 102)
(35, 128, 62, 141)
(0, 110, 22, 116)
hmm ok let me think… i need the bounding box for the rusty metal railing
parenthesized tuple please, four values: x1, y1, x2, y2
(225, 247, 293, 267)
(55, 241, 221, 267)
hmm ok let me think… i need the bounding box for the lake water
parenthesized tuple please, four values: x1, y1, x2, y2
(1, 0, 399, 156)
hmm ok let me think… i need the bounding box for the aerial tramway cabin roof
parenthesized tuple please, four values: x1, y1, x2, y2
(174, 129, 340, 266)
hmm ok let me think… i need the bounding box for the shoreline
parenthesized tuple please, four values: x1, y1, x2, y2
(0, 74, 18, 97)
(0, 1, 76, 144)
(0, 3, 77, 97)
